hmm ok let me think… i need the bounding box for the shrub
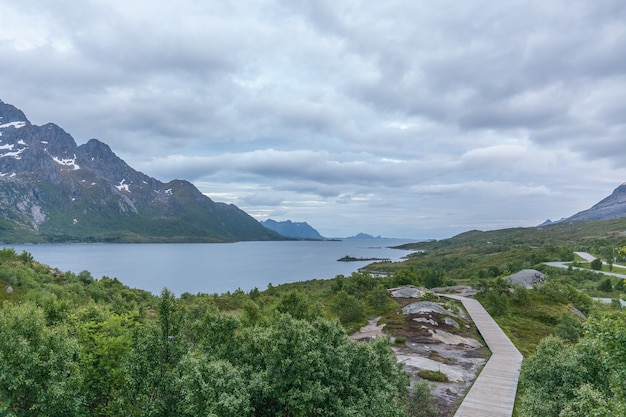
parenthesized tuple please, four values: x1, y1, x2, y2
(555, 313, 582, 343)
(597, 278, 612, 292)
(407, 381, 439, 417)
(591, 258, 603, 271)
(394, 337, 406, 345)
(484, 290, 510, 316)
(418, 369, 449, 382)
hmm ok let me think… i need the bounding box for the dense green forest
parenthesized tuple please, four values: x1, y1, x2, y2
(0, 248, 422, 417)
(1, 217, 626, 417)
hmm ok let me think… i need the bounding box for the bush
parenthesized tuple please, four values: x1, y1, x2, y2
(511, 285, 529, 304)
(418, 369, 449, 382)
(591, 258, 603, 271)
(597, 278, 612, 292)
(555, 313, 582, 343)
(394, 337, 406, 345)
(484, 290, 510, 316)
(331, 291, 366, 328)
(407, 381, 439, 417)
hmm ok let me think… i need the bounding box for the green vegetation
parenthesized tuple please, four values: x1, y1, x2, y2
(366, 219, 626, 416)
(2, 216, 626, 416)
(417, 369, 449, 382)
(0, 248, 430, 417)
(518, 318, 626, 417)
(407, 381, 439, 417)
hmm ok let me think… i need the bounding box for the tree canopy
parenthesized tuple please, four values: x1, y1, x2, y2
(0, 250, 415, 417)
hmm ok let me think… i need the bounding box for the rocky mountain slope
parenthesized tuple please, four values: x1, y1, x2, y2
(0, 99, 281, 243)
(566, 183, 626, 222)
(261, 219, 325, 239)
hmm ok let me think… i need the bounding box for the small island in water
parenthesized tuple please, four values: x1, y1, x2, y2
(337, 255, 391, 262)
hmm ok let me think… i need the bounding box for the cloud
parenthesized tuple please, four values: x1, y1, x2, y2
(1, 0, 626, 238)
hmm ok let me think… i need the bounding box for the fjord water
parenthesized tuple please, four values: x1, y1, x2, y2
(9, 239, 414, 295)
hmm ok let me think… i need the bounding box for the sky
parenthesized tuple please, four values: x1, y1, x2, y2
(1, 0, 625, 239)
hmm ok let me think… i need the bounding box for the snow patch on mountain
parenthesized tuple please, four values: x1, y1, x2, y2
(116, 179, 130, 192)
(0, 121, 26, 130)
(0, 142, 27, 159)
(52, 155, 80, 170)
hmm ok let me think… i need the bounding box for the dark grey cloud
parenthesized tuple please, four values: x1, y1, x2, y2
(1, 0, 626, 238)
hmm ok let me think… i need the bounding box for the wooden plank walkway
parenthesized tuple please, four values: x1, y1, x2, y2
(440, 294, 523, 417)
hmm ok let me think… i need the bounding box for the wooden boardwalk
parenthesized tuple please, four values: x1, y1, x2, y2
(441, 294, 523, 417)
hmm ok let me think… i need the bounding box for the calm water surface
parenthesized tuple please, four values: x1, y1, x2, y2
(9, 239, 415, 295)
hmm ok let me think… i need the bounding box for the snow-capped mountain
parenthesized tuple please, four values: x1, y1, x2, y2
(0, 99, 281, 243)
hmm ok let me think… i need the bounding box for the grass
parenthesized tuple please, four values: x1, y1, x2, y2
(429, 351, 455, 365)
(418, 369, 449, 382)
(393, 337, 406, 345)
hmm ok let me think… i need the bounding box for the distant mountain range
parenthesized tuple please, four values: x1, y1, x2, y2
(0, 99, 282, 243)
(541, 183, 626, 226)
(261, 219, 325, 239)
(344, 233, 384, 239)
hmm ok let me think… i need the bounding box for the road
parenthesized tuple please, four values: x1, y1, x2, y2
(548, 251, 626, 278)
(544, 258, 626, 280)
(545, 252, 626, 307)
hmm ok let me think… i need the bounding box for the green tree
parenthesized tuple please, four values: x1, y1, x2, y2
(0, 303, 85, 417)
(483, 290, 510, 316)
(234, 315, 409, 417)
(585, 314, 626, 401)
(331, 290, 366, 328)
(555, 313, 582, 343)
(367, 284, 393, 313)
(421, 269, 444, 288)
(392, 268, 419, 287)
(177, 355, 252, 417)
(597, 278, 612, 292)
(119, 289, 184, 417)
(519, 315, 626, 416)
(510, 285, 529, 304)
(559, 384, 612, 417)
(75, 310, 139, 416)
(519, 336, 585, 416)
(276, 290, 319, 320)
(590, 258, 603, 271)
(407, 381, 438, 417)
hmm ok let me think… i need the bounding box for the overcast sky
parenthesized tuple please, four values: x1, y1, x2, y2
(1, 0, 625, 239)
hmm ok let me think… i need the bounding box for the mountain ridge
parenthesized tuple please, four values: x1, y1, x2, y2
(565, 183, 626, 222)
(0, 99, 282, 243)
(261, 219, 325, 240)
(538, 183, 626, 227)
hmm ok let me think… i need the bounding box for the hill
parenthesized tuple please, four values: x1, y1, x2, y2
(261, 219, 325, 239)
(0, 99, 281, 243)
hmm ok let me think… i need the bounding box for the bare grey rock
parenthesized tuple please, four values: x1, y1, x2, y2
(389, 285, 425, 298)
(505, 269, 545, 288)
(444, 316, 460, 329)
(402, 301, 454, 316)
(413, 317, 438, 326)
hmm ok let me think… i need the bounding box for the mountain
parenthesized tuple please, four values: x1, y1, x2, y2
(345, 233, 383, 239)
(261, 219, 325, 239)
(565, 183, 626, 222)
(0, 99, 282, 243)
